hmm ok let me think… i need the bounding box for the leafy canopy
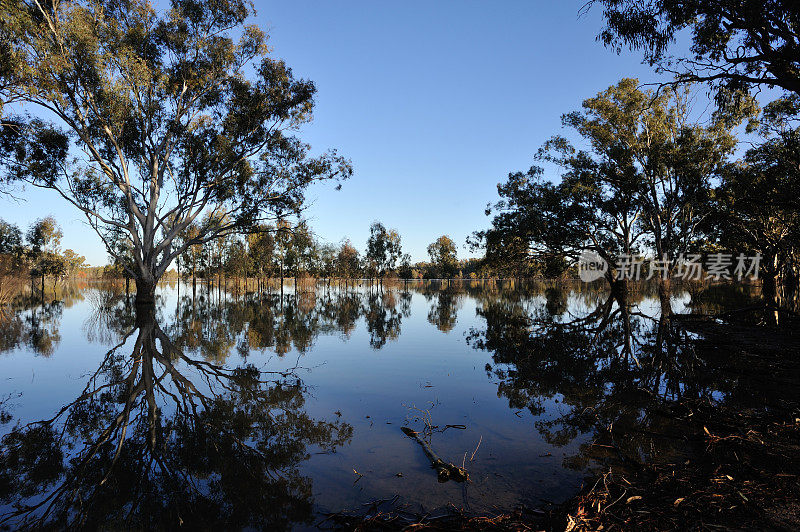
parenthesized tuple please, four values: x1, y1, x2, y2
(0, 0, 351, 288)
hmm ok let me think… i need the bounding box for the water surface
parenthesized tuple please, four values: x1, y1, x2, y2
(0, 281, 772, 529)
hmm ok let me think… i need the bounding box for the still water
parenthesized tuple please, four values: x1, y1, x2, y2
(0, 280, 768, 529)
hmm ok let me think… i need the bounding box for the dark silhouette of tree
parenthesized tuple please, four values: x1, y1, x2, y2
(590, 1, 800, 103)
(715, 122, 800, 306)
(475, 79, 740, 304)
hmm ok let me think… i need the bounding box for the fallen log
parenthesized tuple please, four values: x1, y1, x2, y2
(401, 426, 469, 482)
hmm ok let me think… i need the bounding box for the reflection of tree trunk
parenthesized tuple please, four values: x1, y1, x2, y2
(658, 277, 672, 317)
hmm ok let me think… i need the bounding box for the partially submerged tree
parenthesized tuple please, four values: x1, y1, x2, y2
(563, 79, 737, 306)
(0, 0, 351, 305)
(336, 240, 360, 281)
(366, 222, 402, 282)
(427, 235, 458, 279)
(715, 122, 800, 305)
(476, 79, 738, 304)
(26, 216, 64, 294)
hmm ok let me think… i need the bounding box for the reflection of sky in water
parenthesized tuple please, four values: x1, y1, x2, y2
(0, 282, 759, 527)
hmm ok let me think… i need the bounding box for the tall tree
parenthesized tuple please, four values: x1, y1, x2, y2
(565, 79, 737, 307)
(715, 119, 800, 305)
(285, 220, 314, 286)
(247, 226, 275, 289)
(0, 0, 351, 305)
(477, 79, 738, 305)
(427, 235, 458, 279)
(0, 218, 23, 265)
(178, 222, 203, 286)
(336, 240, 360, 280)
(26, 216, 64, 294)
(366, 222, 401, 282)
(62, 249, 86, 276)
(476, 144, 644, 294)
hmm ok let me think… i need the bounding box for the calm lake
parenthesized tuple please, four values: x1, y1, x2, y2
(0, 280, 781, 529)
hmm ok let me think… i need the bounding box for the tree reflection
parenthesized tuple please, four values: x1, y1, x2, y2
(468, 291, 724, 474)
(0, 303, 352, 530)
(426, 289, 460, 333)
(0, 300, 64, 356)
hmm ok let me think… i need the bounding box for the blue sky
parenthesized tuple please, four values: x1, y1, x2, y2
(0, 0, 661, 265)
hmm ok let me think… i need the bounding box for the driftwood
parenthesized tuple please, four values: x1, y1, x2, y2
(401, 427, 469, 482)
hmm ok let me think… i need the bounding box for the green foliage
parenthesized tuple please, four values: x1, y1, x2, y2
(591, 0, 799, 106)
(0, 0, 351, 295)
(336, 240, 360, 279)
(427, 235, 458, 279)
(366, 222, 402, 278)
(714, 126, 800, 300)
(0, 219, 23, 262)
(476, 78, 740, 285)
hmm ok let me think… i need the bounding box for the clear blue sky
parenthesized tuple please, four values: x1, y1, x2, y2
(0, 0, 660, 266)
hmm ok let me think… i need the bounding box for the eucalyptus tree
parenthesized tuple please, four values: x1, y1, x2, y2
(366, 222, 402, 283)
(716, 118, 800, 305)
(177, 222, 203, 287)
(285, 220, 314, 287)
(316, 243, 337, 282)
(0, 218, 23, 265)
(224, 238, 249, 291)
(477, 79, 738, 304)
(567, 79, 738, 305)
(427, 235, 458, 279)
(336, 240, 360, 281)
(474, 154, 643, 295)
(274, 219, 292, 286)
(26, 216, 64, 294)
(0, 0, 351, 306)
(247, 225, 275, 290)
(590, 0, 800, 102)
(62, 249, 86, 276)
(398, 253, 413, 284)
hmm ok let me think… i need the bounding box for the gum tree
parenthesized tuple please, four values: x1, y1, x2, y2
(590, 1, 800, 100)
(427, 235, 458, 279)
(366, 222, 402, 282)
(0, 0, 351, 305)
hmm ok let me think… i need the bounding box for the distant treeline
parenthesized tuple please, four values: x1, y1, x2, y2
(105, 219, 507, 285)
(0, 216, 86, 301)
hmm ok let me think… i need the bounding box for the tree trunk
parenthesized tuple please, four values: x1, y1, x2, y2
(607, 274, 628, 306)
(135, 277, 157, 307)
(762, 272, 778, 306)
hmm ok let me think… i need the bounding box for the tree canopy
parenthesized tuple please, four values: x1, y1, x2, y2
(590, 0, 800, 104)
(0, 0, 351, 303)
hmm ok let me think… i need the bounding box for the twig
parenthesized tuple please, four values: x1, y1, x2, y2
(471, 435, 483, 461)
